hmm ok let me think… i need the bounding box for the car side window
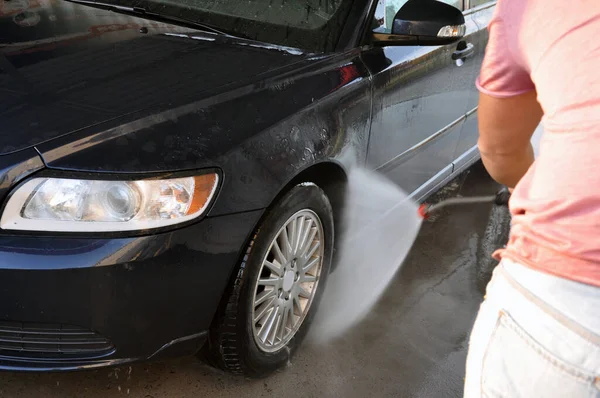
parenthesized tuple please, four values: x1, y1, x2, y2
(372, 0, 409, 34)
(467, 0, 492, 8)
(440, 0, 463, 9)
(373, 0, 464, 34)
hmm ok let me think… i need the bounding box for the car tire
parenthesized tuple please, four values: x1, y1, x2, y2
(203, 183, 334, 377)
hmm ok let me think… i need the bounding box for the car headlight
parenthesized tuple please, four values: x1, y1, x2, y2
(0, 174, 219, 232)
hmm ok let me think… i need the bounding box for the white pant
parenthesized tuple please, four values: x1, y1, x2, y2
(464, 259, 600, 397)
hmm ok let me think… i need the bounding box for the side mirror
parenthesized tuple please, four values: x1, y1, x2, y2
(373, 0, 465, 46)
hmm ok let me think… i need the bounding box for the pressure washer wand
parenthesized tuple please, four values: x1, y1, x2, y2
(418, 187, 511, 219)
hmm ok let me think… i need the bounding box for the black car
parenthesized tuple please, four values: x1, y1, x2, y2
(0, 0, 494, 376)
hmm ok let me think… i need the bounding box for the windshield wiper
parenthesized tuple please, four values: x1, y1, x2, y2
(67, 0, 248, 39)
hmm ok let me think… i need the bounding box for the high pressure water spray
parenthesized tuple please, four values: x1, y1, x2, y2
(418, 187, 511, 219)
(311, 169, 511, 344)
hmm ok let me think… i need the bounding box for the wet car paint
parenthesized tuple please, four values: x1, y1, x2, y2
(33, 48, 372, 216)
(2, 3, 372, 216)
(0, 0, 495, 371)
(364, 4, 491, 196)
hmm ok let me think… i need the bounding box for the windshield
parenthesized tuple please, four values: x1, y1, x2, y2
(168, 0, 341, 29)
(104, 0, 353, 52)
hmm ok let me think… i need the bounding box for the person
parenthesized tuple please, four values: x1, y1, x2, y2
(464, 0, 600, 396)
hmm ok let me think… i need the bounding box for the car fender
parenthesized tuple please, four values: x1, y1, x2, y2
(37, 51, 373, 217)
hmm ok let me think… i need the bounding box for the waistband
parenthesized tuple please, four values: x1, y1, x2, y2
(500, 259, 600, 340)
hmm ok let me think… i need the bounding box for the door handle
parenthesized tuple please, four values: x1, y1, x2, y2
(452, 42, 475, 61)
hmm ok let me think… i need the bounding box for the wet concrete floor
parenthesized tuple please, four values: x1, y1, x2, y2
(0, 161, 510, 398)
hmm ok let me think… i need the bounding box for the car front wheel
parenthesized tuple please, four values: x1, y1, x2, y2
(204, 183, 334, 377)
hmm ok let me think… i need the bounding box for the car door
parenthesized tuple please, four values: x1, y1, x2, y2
(363, 0, 474, 198)
(453, 0, 497, 169)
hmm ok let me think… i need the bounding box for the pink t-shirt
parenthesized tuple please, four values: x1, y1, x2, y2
(477, 0, 600, 287)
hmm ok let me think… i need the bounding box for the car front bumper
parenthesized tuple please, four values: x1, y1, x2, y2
(0, 210, 262, 371)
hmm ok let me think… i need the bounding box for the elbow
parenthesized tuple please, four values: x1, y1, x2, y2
(477, 139, 534, 188)
(477, 136, 531, 161)
(477, 137, 513, 159)
(477, 141, 512, 184)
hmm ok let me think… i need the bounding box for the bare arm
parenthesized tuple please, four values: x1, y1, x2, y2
(477, 90, 543, 188)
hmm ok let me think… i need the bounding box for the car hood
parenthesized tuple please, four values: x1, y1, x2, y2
(0, 0, 311, 156)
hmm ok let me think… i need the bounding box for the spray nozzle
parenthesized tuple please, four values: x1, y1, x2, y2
(417, 204, 431, 219)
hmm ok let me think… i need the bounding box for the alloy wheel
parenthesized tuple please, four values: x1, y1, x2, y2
(251, 209, 324, 353)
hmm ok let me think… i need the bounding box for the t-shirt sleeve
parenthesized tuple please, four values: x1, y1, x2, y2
(476, 15, 535, 98)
